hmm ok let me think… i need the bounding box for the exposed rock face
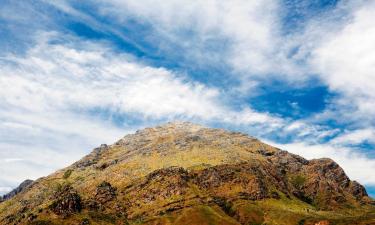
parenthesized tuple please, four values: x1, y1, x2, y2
(193, 163, 275, 201)
(95, 181, 117, 204)
(350, 181, 368, 198)
(267, 151, 368, 207)
(49, 185, 82, 217)
(86, 181, 118, 212)
(1, 179, 33, 202)
(0, 122, 374, 225)
(73, 144, 109, 168)
(123, 167, 192, 219)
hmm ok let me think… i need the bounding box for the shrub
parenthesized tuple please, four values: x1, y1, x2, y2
(63, 169, 73, 179)
(291, 175, 306, 189)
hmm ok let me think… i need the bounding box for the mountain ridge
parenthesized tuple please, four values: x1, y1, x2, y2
(0, 122, 374, 225)
(0, 180, 33, 203)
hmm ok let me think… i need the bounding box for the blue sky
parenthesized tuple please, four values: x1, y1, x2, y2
(1, 0, 375, 198)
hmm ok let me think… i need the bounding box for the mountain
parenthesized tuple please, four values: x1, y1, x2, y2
(0, 180, 33, 203)
(0, 122, 374, 225)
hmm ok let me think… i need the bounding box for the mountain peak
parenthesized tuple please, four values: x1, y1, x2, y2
(1, 122, 374, 225)
(137, 121, 205, 134)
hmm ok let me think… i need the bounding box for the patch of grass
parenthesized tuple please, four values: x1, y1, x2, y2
(131, 217, 145, 225)
(291, 175, 306, 189)
(29, 220, 54, 225)
(213, 197, 235, 217)
(88, 211, 117, 223)
(231, 201, 264, 225)
(63, 169, 73, 179)
(172, 205, 239, 225)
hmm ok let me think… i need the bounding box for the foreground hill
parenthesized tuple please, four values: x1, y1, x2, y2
(0, 122, 374, 225)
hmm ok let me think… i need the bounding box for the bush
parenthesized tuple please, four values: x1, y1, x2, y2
(291, 175, 306, 189)
(63, 169, 73, 179)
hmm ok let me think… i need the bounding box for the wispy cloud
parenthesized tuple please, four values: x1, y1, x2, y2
(330, 129, 375, 146)
(90, 0, 305, 88)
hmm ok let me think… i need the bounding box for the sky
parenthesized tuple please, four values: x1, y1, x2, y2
(0, 0, 375, 197)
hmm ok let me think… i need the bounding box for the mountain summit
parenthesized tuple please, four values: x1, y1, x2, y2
(1, 122, 374, 225)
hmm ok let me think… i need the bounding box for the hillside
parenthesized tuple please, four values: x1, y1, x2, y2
(0, 122, 374, 225)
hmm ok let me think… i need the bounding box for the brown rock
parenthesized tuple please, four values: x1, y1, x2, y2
(95, 181, 117, 204)
(49, 185, 82, 217)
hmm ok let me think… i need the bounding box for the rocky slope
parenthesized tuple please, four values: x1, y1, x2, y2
(0, 122, 374, 225)
(0, 180, 33, 203)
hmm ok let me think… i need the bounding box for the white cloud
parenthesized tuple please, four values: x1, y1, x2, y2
(311, 2, 375, 124)
(0, 32, 221, 120)
(89, 0, 307, 90)
(1, 31, 291, 125)
(330, 129, 375, 146)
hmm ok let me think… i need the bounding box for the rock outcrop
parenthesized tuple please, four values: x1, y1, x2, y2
(49, 185, 82, 217)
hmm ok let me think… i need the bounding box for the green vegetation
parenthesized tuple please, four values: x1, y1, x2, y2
(63, 169, 73, 179)
(291, 174, 307, 189)
(88, 212, 117, 223)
